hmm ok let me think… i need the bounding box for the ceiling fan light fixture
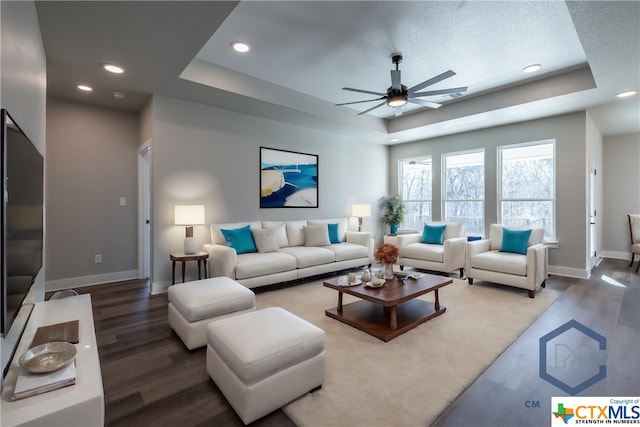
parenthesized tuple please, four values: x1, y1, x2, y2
(387, 95, 407, 107)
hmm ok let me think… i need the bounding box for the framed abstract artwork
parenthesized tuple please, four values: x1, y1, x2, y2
(260, 147, 318, 208)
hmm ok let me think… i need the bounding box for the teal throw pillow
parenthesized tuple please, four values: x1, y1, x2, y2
(220, 225, 257, 254)
(421, 224, 447, 245)
(500, 228, 532, 255)
(328, 223, 341, 244)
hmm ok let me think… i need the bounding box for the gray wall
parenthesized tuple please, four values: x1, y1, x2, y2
(149, 95, 388, 292)
(602, 132, 640, 258)
(45, 98, 139, 287)
(1, 0, 47, 376)
(389, 112, 590, 277)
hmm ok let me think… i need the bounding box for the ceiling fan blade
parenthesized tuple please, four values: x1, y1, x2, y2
(407, 70, 456, 93)
(342, 87, 386, 97)
(358, 101, 387, 115)
(336, 97, 386, 106)
(391, 70, 402, 91)
(412, 86, 468, 97)
(408, 98, 442, 109)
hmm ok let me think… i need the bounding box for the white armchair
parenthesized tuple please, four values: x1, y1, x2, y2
(396, 222, 466, 276)
(465, 224, 547, 298)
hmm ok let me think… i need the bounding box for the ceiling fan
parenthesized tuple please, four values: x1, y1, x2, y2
(336, 53, 468, 116)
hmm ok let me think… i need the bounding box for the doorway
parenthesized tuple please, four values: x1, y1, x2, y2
(138, 142, 151, 281)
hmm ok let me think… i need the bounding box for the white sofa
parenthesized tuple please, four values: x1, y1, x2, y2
(203, 218, 373, 288)
(465, 224, 548, 298)
(396, 222, 466, 276)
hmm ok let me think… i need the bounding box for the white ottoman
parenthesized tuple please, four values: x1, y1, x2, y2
(168, 277, 255, 350)
(206, 307, 326, 425)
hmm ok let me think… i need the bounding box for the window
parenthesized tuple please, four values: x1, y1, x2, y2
(498, 140, 555, 239)
(443, 150, 484, 235)
(399, 156, 432, 230)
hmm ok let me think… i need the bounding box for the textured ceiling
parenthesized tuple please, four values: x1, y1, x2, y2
(194, 1, 587, 118)
(35, 1, 640, 144)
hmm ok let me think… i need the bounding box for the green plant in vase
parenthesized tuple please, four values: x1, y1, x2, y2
(381, 196, 405, 235)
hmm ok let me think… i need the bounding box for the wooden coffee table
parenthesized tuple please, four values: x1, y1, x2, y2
(324, 273, 453, 342)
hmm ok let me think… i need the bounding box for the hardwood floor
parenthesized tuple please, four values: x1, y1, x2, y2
(69, 258, 638, 426)
(433, 258, 639, 426)
(71, 281, 295, 426)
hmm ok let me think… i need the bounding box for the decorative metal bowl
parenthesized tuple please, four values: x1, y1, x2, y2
(19, 342, 77, 374)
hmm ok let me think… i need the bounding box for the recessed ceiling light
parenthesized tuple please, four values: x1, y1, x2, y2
(523, 64, 541, 73)
(231, 41, 250, 53)
(390, 138, 400, 143)
(113, 91, 126, 99)
(617, 90, 638, 98)
(77, 84, 93, 92)
(103, 64, 124, 74)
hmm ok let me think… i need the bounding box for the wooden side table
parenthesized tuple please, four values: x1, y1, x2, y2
(170, 251, 209, 285)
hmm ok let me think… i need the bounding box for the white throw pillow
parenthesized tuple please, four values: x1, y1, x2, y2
(262, 222, 289, 248)
(304, 224, 330, 246)
(251, 228, 280, 253)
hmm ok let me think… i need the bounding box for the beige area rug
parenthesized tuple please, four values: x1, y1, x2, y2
(255, 276, 561, 427)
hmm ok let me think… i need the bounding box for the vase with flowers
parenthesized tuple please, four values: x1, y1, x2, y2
(374, 243, 399, 279)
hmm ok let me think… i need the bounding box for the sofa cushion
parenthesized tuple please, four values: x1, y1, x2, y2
(211, 221, 262, 245)
(304, 224, 330, 246)
(470, 250, 527, 276)
(221, 225, 257, 254)
(280, 246, 335, 268)
(328, 223, 341, 244)
(500, 228, 532, 255)
(400, 242, 444, 263)
(251, 228, 279, 253)
(421, 224, 446, 245)
(285, 220, 308, 247)
(490, 224, 544, 251)
(327, 242, 369, 262)
(261, 222, 289, 248)
(443, 222, 465, 240)
(308, 218, 348, 242)
(235, 252, 297, 280)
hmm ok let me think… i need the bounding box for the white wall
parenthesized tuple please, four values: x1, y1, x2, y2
(1, 0, 47, 377)
(602, 132, 640, 259)
(389, 112, 590, 277)
(45, 98, 139, 289)
(148, 95, 388, 292)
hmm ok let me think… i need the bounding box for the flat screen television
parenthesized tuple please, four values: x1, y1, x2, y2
(1, 108, 43, 338)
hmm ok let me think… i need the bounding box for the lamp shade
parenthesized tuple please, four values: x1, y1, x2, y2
(352, 204, 371, 218)
(174, 205, 205, 225)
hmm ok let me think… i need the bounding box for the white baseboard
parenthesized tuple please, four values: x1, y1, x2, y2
(548, 265, 590, 279)
(45, 270, 139, 292)
(151, 280, 172, 295)
(600, 250, 631, 260)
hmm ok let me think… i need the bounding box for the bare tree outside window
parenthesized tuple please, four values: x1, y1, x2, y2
(443, 150, 485, 235)
(499, 141, 555, 239)
(400, 157, 432, 230)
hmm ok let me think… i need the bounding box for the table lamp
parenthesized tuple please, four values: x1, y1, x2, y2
(352, 204, 371, 232)
(175, 205, 205, 254)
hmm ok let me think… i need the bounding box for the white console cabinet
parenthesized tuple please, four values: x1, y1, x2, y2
(1, 294, 104, 426)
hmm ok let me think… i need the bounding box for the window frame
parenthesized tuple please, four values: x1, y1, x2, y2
(442, 148, 485, 236)
(398, 155, 433, 230)
(497, 139, 556, 240)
